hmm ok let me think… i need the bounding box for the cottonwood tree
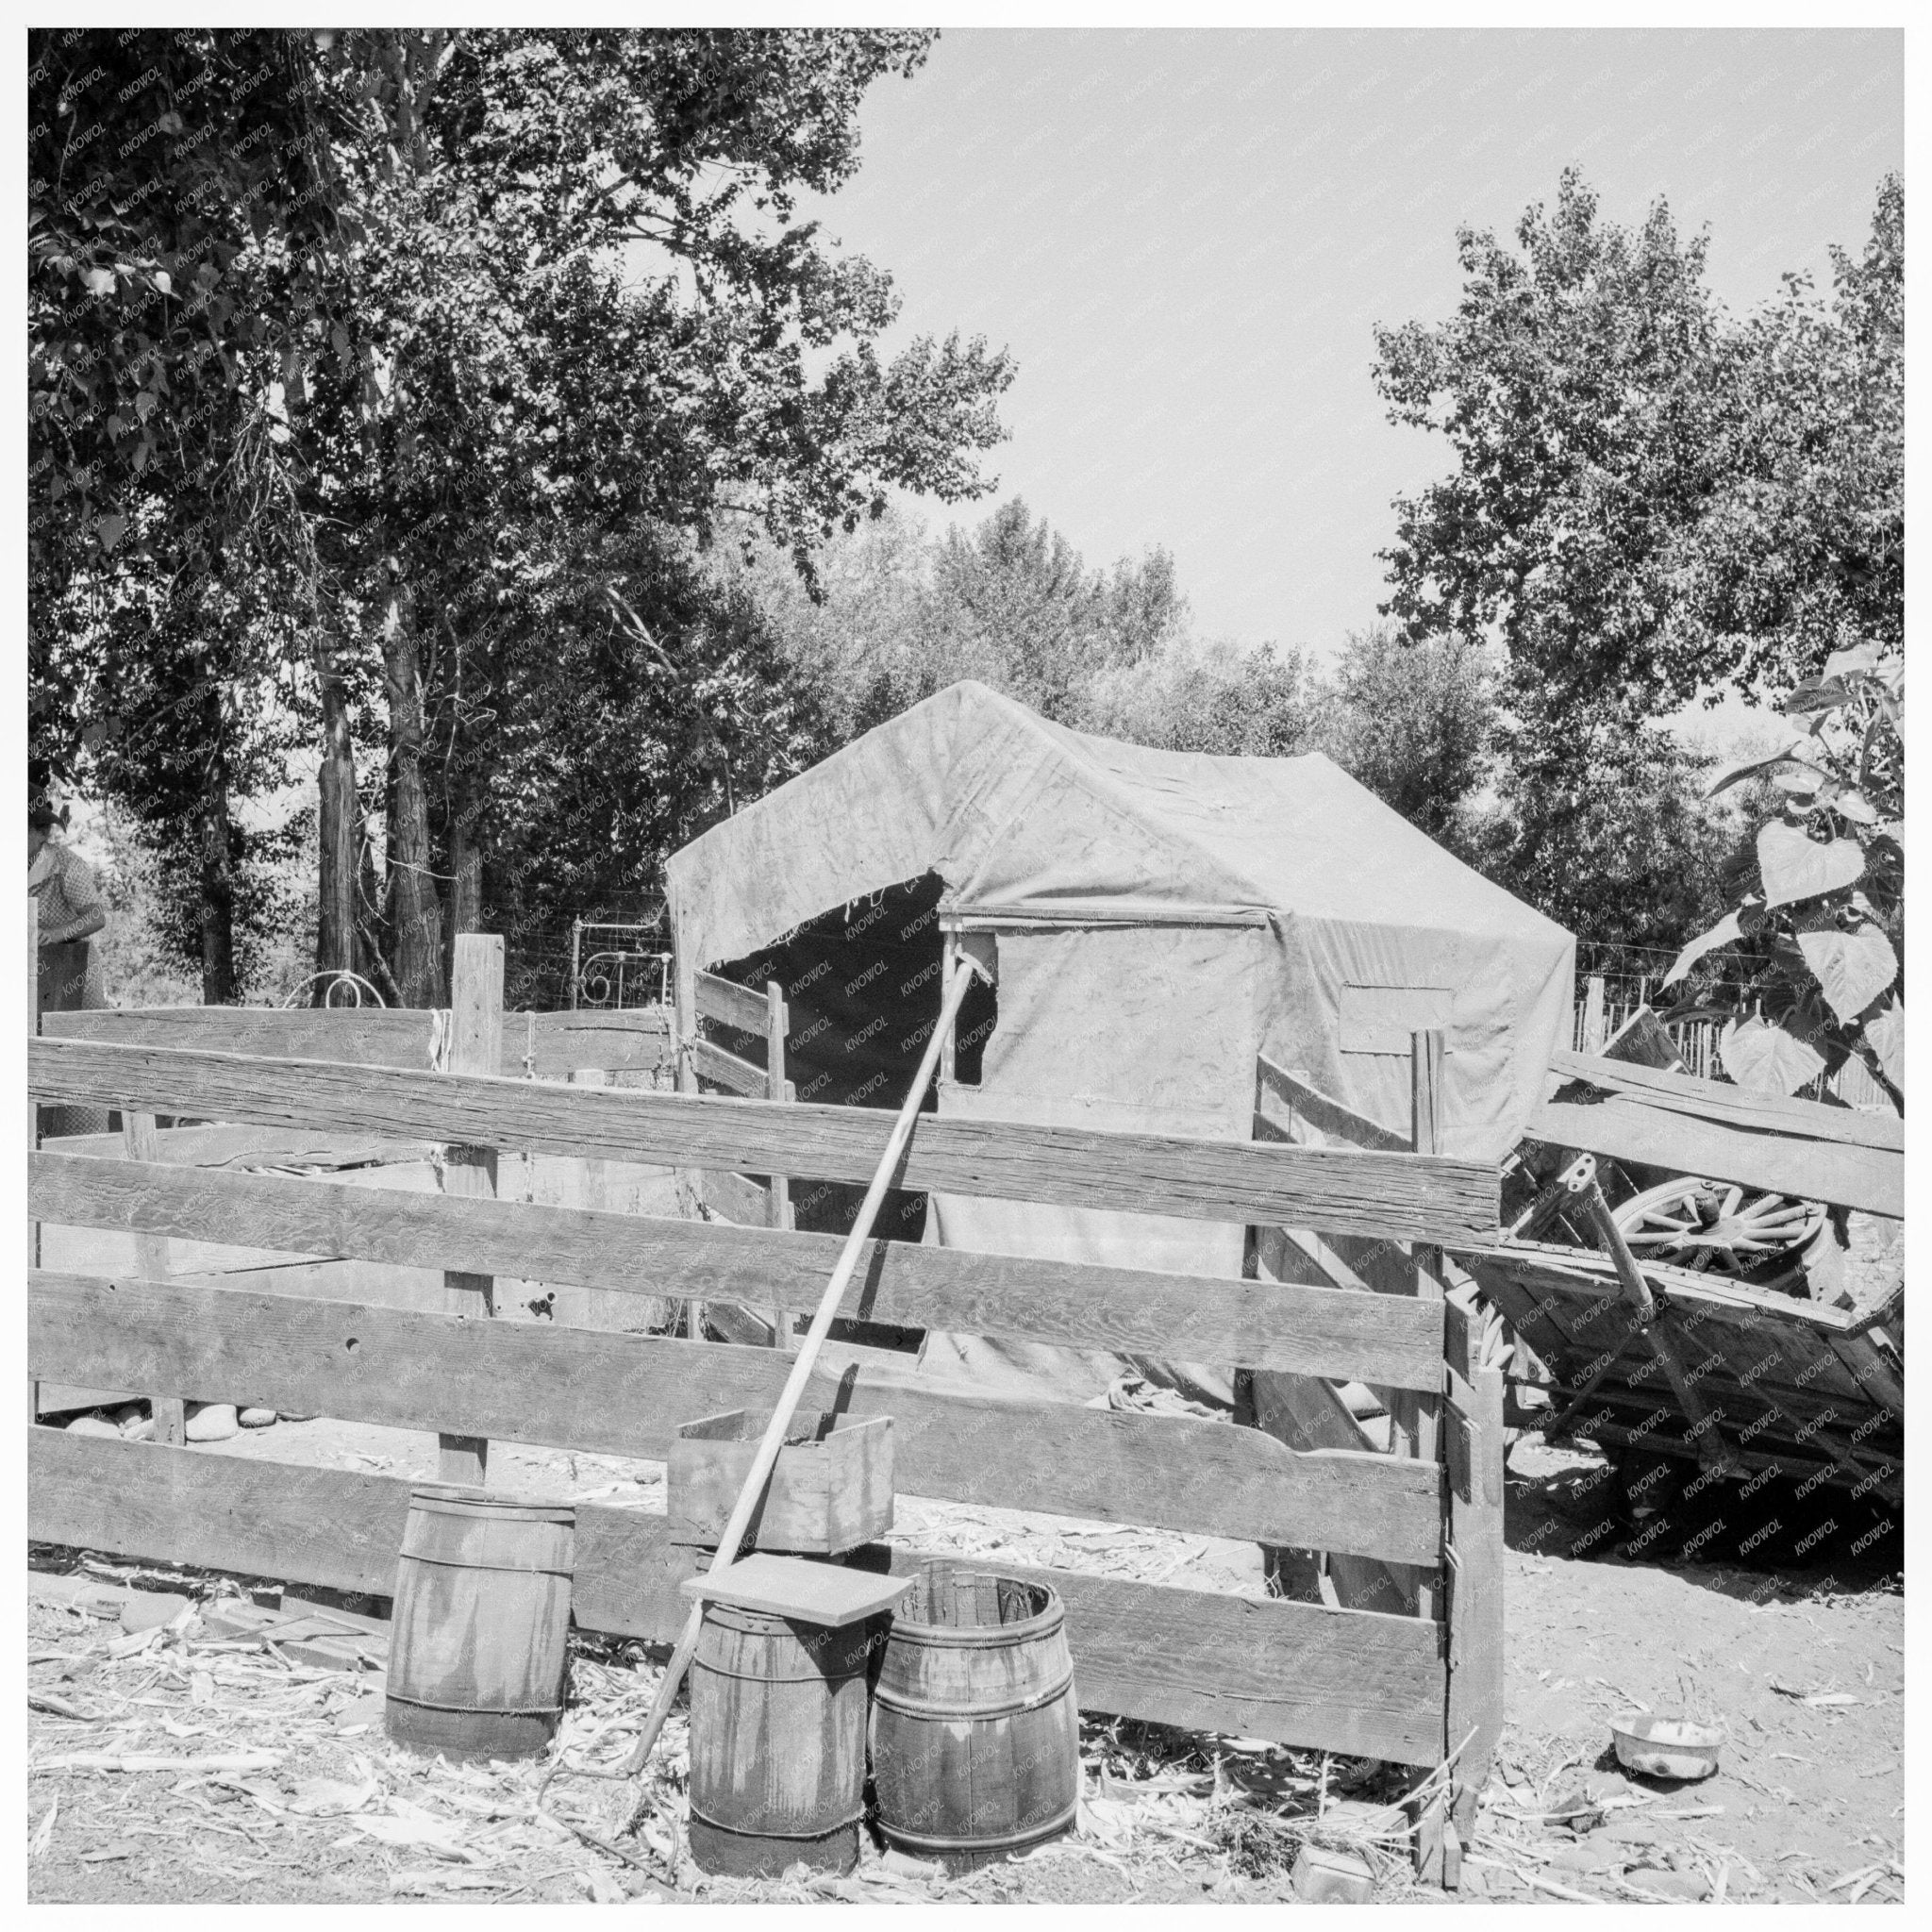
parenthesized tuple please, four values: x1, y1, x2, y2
(1313, 625, 1494, 841)
(1372, 168, 1903, 954)
(1672, 175, 1903, 697)
(31, 29, 1014, 1005)
(28, 27, 364, 998)
(300, 28, 1012, 1003)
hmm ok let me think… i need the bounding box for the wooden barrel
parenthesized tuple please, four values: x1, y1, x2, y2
(871, 1562, 1079, 1869)
(385, 1485, 575, 1762)
(687, 1601, 874, 1877)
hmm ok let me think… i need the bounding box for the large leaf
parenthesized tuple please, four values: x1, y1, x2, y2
(1864, 1001, 1904, 1093)
(1704, 743, 1814, 800)
(1720, 1016, 1827, 1096)
(1661, 910, 1742, 989)
(1757, 821, 1863, 908)
(1823, 643, 1883, 682)
(1783, 678, 1856, 718)
(1796, 922, 1898, 1024)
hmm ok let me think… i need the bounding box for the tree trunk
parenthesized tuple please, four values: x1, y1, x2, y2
(381, 593, 445, 1008)
(313, 634, 358, 1001)
(198, 684, 239, 1006)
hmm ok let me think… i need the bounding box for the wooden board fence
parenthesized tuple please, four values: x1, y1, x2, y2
(38, 1003, 672, 1083)
(26, 1156, 1444, 1391)
(29, 1037, 1498, 1242)
(25, 979, 1507, 1885)
(28, 1427, 1445, 1763)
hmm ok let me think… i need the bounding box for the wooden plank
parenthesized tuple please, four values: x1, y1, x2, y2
(1444, 1364, 1507, 1845)
(1249, 1368, 1417, 1618)
(1256, 1054, 1408, 1153)
(27, 1427, 1447, 1762)
(1551, 1049, 1903, 1151)
(1598, 1007, 1687, 1073)
(440, 934, 502, 1485)
(694, 969, 769, 1038)
(42, 1123, 430, 1169)
(31, 1153, 1448, 1391)
(121, 1110, 185, 1448)
(32, 1039, 1500, 1241)
(681, 1553, 911, 1626)
(38, 1005, 435, 1063)
(37, 1002, 672, 1084)
(691, 1035, 767, 1099)
(1527, 1095, 1901, 1219)
(524, 1009, 670, 1081)
(28, 1271, 1446, 1564)
(699, 1167, 773, 1228)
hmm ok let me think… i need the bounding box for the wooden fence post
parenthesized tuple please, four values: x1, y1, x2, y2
(765, 980, 795, 1350)
(1407, 1030, 1445, 1622)
(439, 933, 503, 1485)
(1406, 1027, 1450, 1883)
(28, 893, 40, 1424)
(1580, 974, 1607, 1056)
(671, 896, 704, 1342)
(939, 928, 959, 1085)
(1445, 1356, 1507, 1880)
(123, 1107, 186, 1446)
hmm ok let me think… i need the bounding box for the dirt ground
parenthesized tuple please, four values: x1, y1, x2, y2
(27, 1402, 1904, 1907)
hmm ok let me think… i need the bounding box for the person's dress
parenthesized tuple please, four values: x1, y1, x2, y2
(31, 841, 110, 1138)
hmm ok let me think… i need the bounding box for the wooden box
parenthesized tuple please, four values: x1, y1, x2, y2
(669, 1409, 893, 1556)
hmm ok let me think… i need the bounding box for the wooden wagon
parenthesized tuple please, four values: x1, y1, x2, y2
(1254, 1024, 1903, 1514)
(1458, 1032, 1904, 1507)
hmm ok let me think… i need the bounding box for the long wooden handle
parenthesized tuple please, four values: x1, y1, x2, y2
(1563, 1155, 1731, 1473)
(621, 958, 984, 1781)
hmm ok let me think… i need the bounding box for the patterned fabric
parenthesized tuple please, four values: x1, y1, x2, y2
(31, 839, 109, 1136)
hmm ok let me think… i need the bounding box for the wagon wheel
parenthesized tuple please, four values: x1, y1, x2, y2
(1612, 1177, 1826, 1290)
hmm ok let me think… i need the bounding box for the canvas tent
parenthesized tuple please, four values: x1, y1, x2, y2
(667, 680, 1574, 1401)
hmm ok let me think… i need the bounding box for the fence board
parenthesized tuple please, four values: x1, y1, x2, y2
(26, 1427, 1444, 1763)
(30, 1038, 1499, 1241)
(694, 970, 768, 1038)
(696, 1167, 775, 1228)
(1527, 1096, 1901, 1219)
(1549, 1049, 1903, 1152)
(691, 1036, 767, 1099)
(30, 1270, 1445, 1563)
(38, 1004, 672, 1084)
(524, 1009, 671, 1080)
(38, 1006, 434, 1064)
(31, 1153, 1445, 1390)
(36, 1124, 430, 1168)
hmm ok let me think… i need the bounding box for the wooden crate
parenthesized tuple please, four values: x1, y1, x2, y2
(670, 1407, 893, 1555)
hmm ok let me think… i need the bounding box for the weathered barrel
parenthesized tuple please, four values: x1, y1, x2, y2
(385, 1485, 575, 1762)
(687, 1601, 874, 1876)
(871, 1562, 1080, 1869)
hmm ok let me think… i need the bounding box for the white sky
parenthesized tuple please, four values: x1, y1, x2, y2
(792, 26, 1902, 699)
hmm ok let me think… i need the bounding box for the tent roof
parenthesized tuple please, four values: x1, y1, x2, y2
(669, 680, 1570, 968)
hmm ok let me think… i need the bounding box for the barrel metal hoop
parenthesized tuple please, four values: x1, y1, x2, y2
(694, 1664, 868, 1689)
(384, 1690, 565, 1720)
(395, 1548, 575, 1577)
(887, 1610, 1064, 1649)
(881, 1797, 1080, 1856)
(688, 1802, 865, 1840)
(871, 1666, 1075, 1722)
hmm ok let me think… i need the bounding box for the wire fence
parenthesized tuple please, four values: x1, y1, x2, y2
(1570, 980, 1891, 1111)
